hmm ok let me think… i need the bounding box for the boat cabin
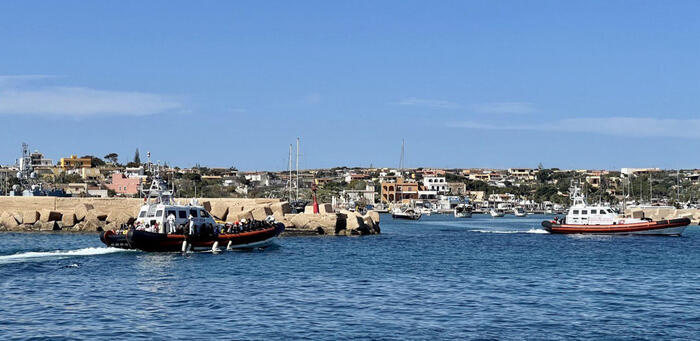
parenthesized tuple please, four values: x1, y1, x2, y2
(563, 184, 643, 225)
(135, 203, 217, 229)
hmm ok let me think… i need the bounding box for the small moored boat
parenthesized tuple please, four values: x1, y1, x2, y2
(454, 204, 472, 218)
(513, 207, 527, 217)
(392, 207, 422, 220)
(489, 208, 505, 217)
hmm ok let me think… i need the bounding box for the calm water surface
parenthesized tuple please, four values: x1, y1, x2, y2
(1, 214, 699, 340)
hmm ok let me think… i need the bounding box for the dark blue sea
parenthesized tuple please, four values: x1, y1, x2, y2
(1, 214, 699, 340)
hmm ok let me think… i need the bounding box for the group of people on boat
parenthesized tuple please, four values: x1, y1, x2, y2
(120, 214, 278, 238)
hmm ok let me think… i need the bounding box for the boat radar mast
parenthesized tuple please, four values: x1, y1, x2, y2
(142, 164, 174, 206)
(569, 181, 587, 207)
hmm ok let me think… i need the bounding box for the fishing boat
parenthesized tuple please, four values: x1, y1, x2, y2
(489, 208, 505, 217)
(513, 207, 527, 217)
(391, 207, 422, 220)
(541, 183, 691, 236)
(99, 167, 284, 252)
(454, 204, 472, 218)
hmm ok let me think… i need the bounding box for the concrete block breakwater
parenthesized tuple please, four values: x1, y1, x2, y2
(0, 197, 379, 236)
(625, 207, 700, 224)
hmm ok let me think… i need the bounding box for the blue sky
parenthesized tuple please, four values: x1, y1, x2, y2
(1, 1, 699, 171)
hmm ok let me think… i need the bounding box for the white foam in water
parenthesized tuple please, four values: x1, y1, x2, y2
(469, 228, 549, 234)
(0, 247, 131, 264)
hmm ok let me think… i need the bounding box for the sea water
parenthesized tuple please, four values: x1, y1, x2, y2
(1, 214, 699, 340)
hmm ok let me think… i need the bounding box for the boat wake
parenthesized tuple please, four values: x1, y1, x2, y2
(0, 247, 131, 265)
(469, 228, 549, 234)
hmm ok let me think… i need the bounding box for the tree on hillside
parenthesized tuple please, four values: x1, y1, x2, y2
(104, 153, 119, 165)
(133, 149, 141, 165)
(81, 155, 105, 167)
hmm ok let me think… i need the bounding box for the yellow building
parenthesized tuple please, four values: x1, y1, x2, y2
(60, 155, 92, 169)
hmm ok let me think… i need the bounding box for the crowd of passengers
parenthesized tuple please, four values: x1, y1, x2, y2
(123, 215, 277, 237)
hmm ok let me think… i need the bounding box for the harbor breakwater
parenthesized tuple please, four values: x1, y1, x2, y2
(0, 197, 379, 236)
(624, 207, 700, 224)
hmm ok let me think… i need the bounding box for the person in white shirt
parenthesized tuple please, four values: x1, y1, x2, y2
(167, 213, 176, 234)
(188, 215, 195, 235)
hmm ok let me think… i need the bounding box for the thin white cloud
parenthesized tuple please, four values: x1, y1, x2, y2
(450, 117, 700, 138)
(0, 74, 58, 87)
(473, 102, 535, 114)
(395, 97, 460, 109)
(0, 86, 182, 116)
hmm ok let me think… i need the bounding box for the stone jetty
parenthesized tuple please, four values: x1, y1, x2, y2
(0, 197, 379, 236)
(624, 207, 700, 224)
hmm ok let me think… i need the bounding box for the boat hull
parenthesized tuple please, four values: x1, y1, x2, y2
(541, 218, 691, 236)
(392, 213, 422, 220)
(100, 223, 285, 252)
(454, 212, 472, 218)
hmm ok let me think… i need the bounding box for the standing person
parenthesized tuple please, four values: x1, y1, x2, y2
(188, 214, 195, 235)
(167, 213, 176, 234)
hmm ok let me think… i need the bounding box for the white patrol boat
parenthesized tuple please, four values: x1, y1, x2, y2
(542, 183, 690, 235)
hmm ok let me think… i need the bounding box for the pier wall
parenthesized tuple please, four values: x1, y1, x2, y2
(624, 207, 700, 224)
(0, 197, 379, 236)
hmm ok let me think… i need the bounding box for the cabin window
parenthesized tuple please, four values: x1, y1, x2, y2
(189, 209, 198, 217)
(582, 210, 588, 214)
(200, 210, 210, 218)
(600, 210, 607, 215)
(573, 210, 579, 215)
(590, 210, 597, 214)
(178, 210, 187, 219)
(155, 210, 163, 217)
(167, 210, 176, 217)
(139, 211, 147, 218)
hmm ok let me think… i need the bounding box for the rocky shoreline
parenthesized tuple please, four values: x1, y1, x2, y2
(0, 197, 379, 236)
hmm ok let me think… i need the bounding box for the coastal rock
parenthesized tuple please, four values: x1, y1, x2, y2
(22, 210, 41, 225)
(40, 221, 61, 231)
(227, 209, 254, 223)
(339, 210, 363, 230)
(270, 202, 291, 221)
(251, 206, 273, 221)
(0, 212, 20, 229)
(75, 203, 95, 221)
(367, 211, 380, 226)
(11, 212, 23, 225)
(86, 210, 108, 223)
(39, 210, 63, 223)
(107, 211, 134, 227)
(211, 204, 229, 221)
(80, 220, 101, 232)
(290, 213, 338, 234)
(61, 211, 77, 226)
(202, 201, 212, 214)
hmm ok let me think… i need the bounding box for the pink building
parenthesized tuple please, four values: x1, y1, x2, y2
(107, 173, 141, 196)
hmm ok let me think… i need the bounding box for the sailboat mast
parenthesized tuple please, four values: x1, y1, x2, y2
(288, 144, 293, 202)
(649, 173, 652, 204)
(296, 137, 299, 201)
(399, 139, 405, 171)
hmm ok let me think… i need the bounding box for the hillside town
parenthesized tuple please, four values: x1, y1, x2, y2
(2, 144, 700, 213)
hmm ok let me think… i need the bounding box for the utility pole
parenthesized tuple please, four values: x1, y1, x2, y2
(296, 137, 299, 201)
